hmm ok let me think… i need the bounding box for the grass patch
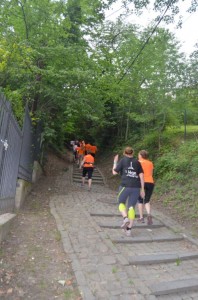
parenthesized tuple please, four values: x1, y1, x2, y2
(39, 280, 47, 288)
(64, 289, 80, 299)
(112, 266, 118, 274)
(128, 279, 134, 285)
(30, 200, 42, 210)
(0, 247, 4, 257)
(175, 258, 181, 266)
(55, 230, 61, 241)
(166, 125, 198, 134)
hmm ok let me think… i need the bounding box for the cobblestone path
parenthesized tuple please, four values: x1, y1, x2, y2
(50, 162, 198, 300)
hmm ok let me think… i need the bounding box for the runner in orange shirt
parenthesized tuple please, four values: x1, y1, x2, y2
(89, 144, 98, 157)
(85, 142, 92, 155)
(80, 150, 94, 191)
(137, 150, 154, 225)
(77, 142, 85, 168)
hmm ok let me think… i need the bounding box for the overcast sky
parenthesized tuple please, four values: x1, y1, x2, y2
(105, 0, 198, 56)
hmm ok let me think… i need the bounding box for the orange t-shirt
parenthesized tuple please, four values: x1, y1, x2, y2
(90, 145, 97, 154)
(77, 146, 84, 155)
(85, 143, 92, 152)
(83, 154, 94, 168)
(139, 159, 154, 183)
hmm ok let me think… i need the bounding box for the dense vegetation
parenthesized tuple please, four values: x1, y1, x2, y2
(0, 0, 198, 228)
(1, 0, 198, 147)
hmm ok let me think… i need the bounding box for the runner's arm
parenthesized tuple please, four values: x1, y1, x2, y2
(139, 172, 145, 198)
(112, 154, 119, 175)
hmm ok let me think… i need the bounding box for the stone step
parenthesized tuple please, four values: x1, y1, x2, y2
(73, 173, 101, 178)
(90, 212, 147, 217)
(128, 252, 198, 265)
(73, 178, 104, 185)
(98, 222, 165, 229)
(73, 166, 100, 173)
(150, 277, 198, 296)
(73, 177, 103, 182)
(73, 168, 101, 172)
(0, 213, 16, 242)
(73, 174, 102, 179)
(112, 236, 184, 244)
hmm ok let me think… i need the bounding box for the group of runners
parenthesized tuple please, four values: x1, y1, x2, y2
(112, 146, 154, 237)
(70, 140, 154, 237)
(70, 140, 98, 191)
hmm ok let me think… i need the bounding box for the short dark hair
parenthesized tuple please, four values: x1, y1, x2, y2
(139, 150, 148, 159)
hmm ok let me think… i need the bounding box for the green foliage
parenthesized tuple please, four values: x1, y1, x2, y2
(154, 140, 198, 180)
(3, 88, 24, 126)
(1, 2, 198, 235)
(0, 0, 198, 150)
(132, 132, 160, 157)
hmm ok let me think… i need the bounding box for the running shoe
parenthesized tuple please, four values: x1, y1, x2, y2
(121, 217, 130, 229)
(137, 218, 145, 223)
(125, 229, 132, 237)
(147, 215, 153, 225)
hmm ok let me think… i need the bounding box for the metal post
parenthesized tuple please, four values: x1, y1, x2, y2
(184, 109, 187, 140)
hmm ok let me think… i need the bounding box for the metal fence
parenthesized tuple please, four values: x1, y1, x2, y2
(18, 105, 34, 182)
(33, 119, 44, 164)
(0, 94, 43, 213)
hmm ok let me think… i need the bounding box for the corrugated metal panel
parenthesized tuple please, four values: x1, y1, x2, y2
(0, 95, 22, 212)
(0, 114, 22, 197)
(18, 105, 34, 182)
(0, 94, 45, 213)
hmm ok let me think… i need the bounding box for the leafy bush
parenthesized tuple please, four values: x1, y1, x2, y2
(154, 140, 198, 182)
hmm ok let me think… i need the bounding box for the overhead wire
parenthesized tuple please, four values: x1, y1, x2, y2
(98, 1, 195, 86)
(105, 6, 125, 18)
(105, 1, 135, 19)
(101, 1, 197, 124)
(117, 0, 175, 84)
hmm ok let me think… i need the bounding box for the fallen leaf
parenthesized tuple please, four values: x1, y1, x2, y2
(58, 280, 65, 286)
(66, 280, 72, 286)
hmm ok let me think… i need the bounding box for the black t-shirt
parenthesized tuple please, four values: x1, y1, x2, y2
(114, 156, 143, 188)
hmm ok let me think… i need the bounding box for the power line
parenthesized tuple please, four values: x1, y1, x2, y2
(105, 6, 125, 19)
(117, 0, 175, 84)
(105, 2, 135, 19)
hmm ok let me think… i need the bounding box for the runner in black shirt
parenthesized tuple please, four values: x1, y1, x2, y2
(112, 146, 145, 236)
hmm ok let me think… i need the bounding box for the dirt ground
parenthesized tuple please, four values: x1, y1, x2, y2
(0, 151, 82, 300)
(0, 150, 197, 299)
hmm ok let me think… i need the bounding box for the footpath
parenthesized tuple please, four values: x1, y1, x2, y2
(50, 158, 198, 300)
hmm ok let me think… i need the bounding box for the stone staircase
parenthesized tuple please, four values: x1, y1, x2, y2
(90, 208, 198, 298)
(72, 164, 105, 186)
(70, 163, 198, 298)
